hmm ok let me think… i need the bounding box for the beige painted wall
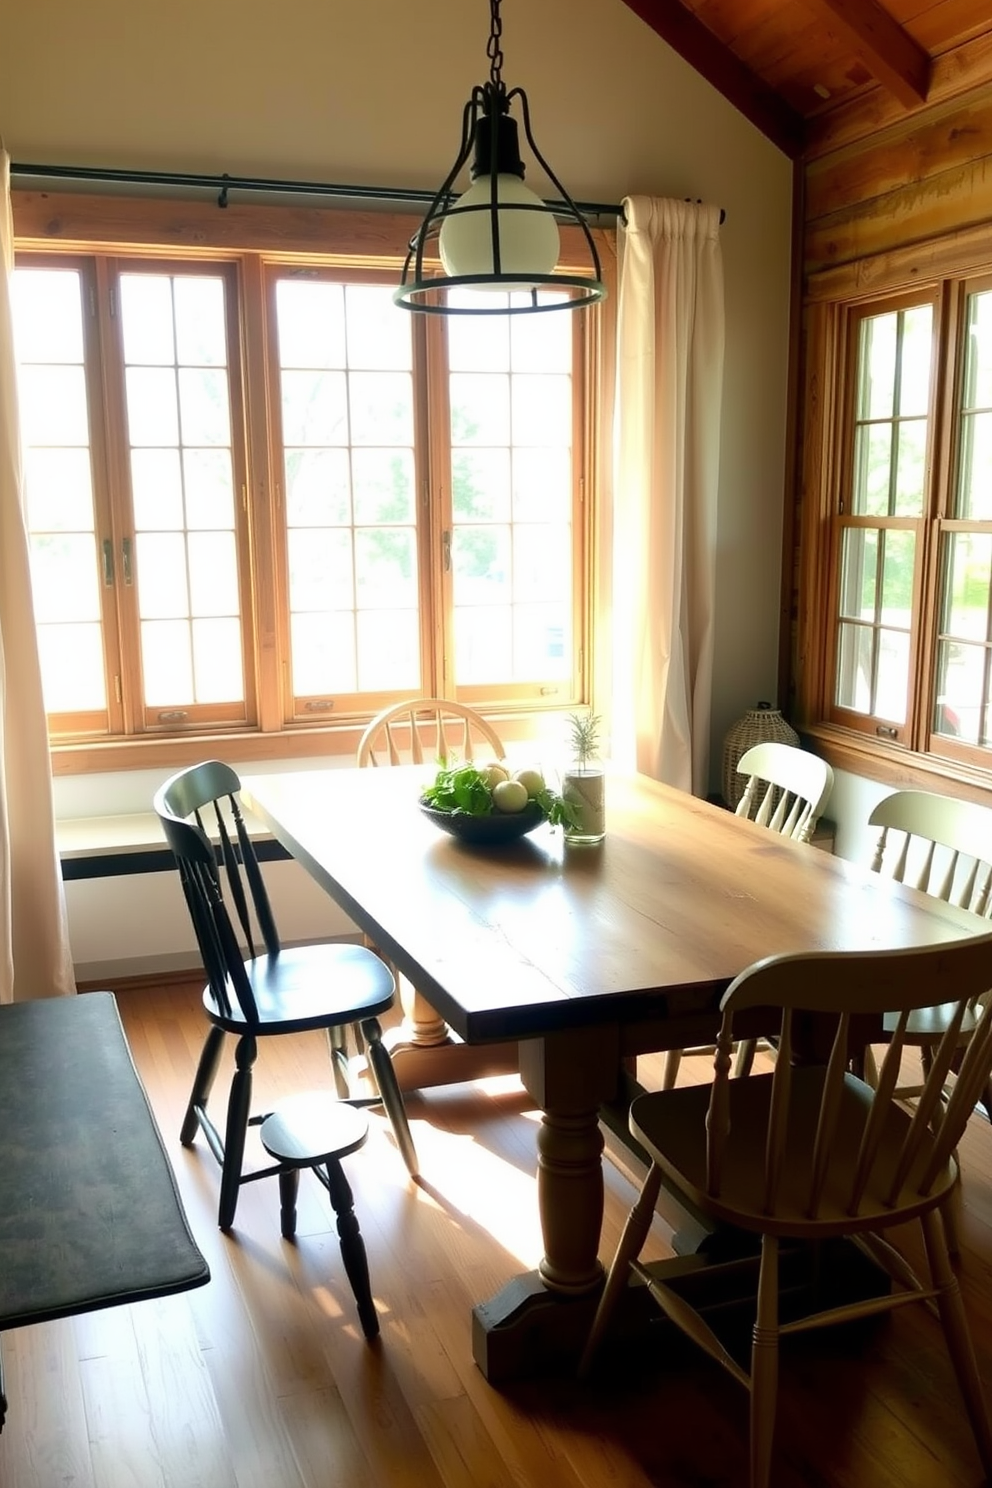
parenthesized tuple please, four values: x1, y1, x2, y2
(4, 0, 794, 968)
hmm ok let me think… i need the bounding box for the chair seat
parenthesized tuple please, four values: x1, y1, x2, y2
(203, 941, 396, 1034)
(259, 1092, 369, 1167)
(885, 1001, 980, 1043)
(632, 1069, 959, 1239)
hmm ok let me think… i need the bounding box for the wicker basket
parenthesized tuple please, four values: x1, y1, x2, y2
(721, 702, 800, 810)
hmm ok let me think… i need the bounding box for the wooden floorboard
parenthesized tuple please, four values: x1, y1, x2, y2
(2, 982, 992, 1486)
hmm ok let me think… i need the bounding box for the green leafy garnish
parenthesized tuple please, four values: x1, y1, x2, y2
(421, 763, 493, 816)
(421, 763, 581, 831)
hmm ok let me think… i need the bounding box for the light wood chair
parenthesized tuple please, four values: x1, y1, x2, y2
(733, 740, 835, 843)
(357, 699, 517, 1075)
(581, 932, 992, 1488)
(868, 788, 992, 1120)
(356, 697, 505, 769)
(663, 741, 834, 1089)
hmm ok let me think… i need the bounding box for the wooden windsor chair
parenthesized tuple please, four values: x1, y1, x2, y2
(581, 931, 992, 1488)
(663, 741, 834, 1090)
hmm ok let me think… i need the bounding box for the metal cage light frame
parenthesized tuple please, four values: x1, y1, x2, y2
(393, 0, 606, 317)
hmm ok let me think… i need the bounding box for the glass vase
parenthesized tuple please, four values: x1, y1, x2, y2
(563, 760, 606, 845)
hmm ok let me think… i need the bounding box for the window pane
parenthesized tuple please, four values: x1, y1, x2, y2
(291, 611, 356, 694)
(452, 526, 511, 605)
(835, 622, 873, 712)
(957, 411, 992, 520)
(942, 532, 992, 640)
(851, 424, 893, 517)
(191, 617, 244, 702)
(457, 607, 513, 682)
(120, 275, 176, 364)
(120, 270, 244, 712)
(893, 420, 926, 516)
(38, 623, 105, 712)
(934, 640, 988, 745)
(880, 530, 916, 626)
(876, 629, 910, 723)
(838, 529, 878, 620)
(24, 448, 93, 530)
(276, 278, 420, 701)
(453, 449, 511, 521)
(857, 313, 896, 421)
(285, 449, 351, 525)
(11, 266, 107, 715)
(277, 280, 346, 368)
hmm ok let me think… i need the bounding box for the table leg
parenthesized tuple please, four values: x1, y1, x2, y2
(471, 1025, 619, 1379)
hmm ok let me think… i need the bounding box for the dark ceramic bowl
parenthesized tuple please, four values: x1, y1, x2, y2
(418, 797, 546, 845)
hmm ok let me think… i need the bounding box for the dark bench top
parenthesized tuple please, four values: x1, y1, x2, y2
(0, 991, 209, 1331)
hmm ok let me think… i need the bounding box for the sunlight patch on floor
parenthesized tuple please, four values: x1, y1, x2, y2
(409, 1118, 544, 1267)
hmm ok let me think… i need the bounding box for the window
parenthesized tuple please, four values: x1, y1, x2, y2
(804, 268, 992, 779)
(10, 200, 601, 766)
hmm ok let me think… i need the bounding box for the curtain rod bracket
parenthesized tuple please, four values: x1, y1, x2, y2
(218, 174, 230, 209)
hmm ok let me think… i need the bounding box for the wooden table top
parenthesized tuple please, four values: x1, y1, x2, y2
(241, 767, 981, 1044)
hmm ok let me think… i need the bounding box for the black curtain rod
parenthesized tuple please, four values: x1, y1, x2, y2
(9, 161, 623, 219)
(9, 161, 725, 224)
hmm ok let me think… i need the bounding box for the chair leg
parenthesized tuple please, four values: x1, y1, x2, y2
(219, 1034, 256, 1232)
(324, 1158, 379, 1340)
(278, 1168, 300, 1239)
(662, 1050, 682, 1090)
(750, 1234, 780, 1488)
(734, 1039, 758, 1079)
(578, 1164, 663, 1377)
(361, 1017, 418, 1178)
(327, 1025, 352, 1099)
(921, 1209, 992, 1477)
(181, 1025, 225, 1145)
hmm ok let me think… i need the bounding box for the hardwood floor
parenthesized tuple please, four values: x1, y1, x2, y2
(3, 980, 992, 1486)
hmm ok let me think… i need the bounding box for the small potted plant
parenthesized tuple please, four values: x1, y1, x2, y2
(562, 711, 605, 844)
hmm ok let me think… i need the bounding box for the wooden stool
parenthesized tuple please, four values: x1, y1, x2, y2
(259, 1094, 378, 1339)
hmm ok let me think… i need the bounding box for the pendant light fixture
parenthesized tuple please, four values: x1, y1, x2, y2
(394, 0, 606, 316)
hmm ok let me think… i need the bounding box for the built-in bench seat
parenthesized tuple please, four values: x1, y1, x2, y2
(56, 810, 288, 880)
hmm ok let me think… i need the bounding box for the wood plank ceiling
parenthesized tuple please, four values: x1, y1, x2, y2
(618, 0, 992, 157)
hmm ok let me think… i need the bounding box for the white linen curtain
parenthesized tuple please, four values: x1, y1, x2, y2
(0, 149, 75, 1001)
(611, 196, 724, 795)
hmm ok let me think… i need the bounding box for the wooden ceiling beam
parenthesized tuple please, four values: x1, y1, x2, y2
(809, 0, 930, 108)
(617, 0, 806, 159)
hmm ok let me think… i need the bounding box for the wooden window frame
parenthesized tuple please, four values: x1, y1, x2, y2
(794, 232, 992, 804)
(12, 191, 614, 775)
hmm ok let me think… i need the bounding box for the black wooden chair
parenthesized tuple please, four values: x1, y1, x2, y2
(154, 760, 418, 1237)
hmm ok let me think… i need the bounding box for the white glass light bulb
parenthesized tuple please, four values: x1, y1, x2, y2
(439, 174, 560, 289)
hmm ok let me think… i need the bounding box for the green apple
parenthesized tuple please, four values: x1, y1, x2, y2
(478, 761, 510, 788)
(492, 778, 529, 813)
(512, 766, 546, 799)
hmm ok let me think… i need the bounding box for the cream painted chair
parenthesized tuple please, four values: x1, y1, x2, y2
(356, 697, 505, 769)
(867, 789, 992, 1121)
(662, 741, 834, 1089)
(581, 933, 992, 1488)
(733, 740, 835, 843)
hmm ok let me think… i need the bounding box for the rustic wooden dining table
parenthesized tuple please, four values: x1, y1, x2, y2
(240, 765, 981, 1380)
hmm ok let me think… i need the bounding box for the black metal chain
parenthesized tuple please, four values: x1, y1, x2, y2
(487, 0, 504, 90)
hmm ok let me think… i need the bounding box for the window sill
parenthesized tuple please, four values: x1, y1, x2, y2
(802, 723, 992, 807)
